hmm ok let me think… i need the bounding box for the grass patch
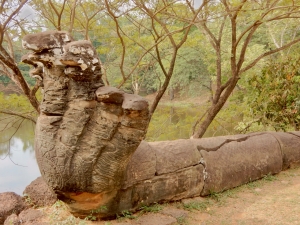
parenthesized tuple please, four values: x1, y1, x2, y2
(242, 173, 277, 191)
(245, 180, 261, 189)
(262, 173, 277, 182)
(177, 215, 188, 225)
(182, 200, 210, 212)
(116, 210, 136, 220)
(209, 191, 223, 202)
(159, 100, 197, 108)
(84, 205, 107, 221)
(139, 203, 163, 213)
(208, 188, 238, 204)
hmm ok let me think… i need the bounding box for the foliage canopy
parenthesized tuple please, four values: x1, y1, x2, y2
(1, 0, 300, 137)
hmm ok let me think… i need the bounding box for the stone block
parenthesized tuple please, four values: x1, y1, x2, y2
(200, 133, 283, 195)
(123, 141, 156, 188)
(96, 86, 124, 104)
(119, 165, 204, 211)
(150, 139, 201, 175)
(269, 132, 300, 170)
(190, 134, 248, 151)
(290, 131, 300, 138)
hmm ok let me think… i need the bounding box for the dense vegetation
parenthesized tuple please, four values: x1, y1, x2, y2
(1, 0, 300, 140)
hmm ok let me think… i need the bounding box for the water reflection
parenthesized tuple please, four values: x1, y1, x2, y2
(0, 118, 40, 195)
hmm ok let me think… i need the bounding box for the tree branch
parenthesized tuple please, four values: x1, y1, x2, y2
(241, 37, 300, 74)
(0, 109, 36, 123)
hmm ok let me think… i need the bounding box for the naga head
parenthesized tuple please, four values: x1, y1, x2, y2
(22, 30, 150, 218)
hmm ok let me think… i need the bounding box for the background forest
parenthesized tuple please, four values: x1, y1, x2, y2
(1, 0, 300, 143)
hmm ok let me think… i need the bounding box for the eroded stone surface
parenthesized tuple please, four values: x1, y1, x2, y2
(289, 131, 300, 138)
(96, 86, 124, 104)
(150, 139, 201, 175)
(41, 129, 300, 218)
(118, 165, 205, 214)
(65, 164, 204, 219)
(22, 30, 150, 217)
(269, 132, 300, 170)
(22, 30, 73, 52)
(123, 141, 156, 188)
(199, 133, 283, 195)
(190, 133, 249, 152)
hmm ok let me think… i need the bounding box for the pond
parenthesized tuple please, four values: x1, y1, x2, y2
(0, 119, 40, 195)
(146, 103, 240, 141)
(0, 103, 240, 195)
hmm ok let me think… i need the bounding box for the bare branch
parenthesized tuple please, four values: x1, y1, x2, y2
(0, 118, 28, 167)
(105, 0, 126, 80)
(240, 37, 300, 74)
(0, 109, 36, 123)
(4, 31, 14, 60)
(2, 0, 28, 31)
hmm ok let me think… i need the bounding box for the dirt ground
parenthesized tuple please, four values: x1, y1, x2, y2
(43, 166, 300, 225)
(182, 167, 300, 225)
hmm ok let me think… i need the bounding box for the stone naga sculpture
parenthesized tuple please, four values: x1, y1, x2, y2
(22, 31, 300, 220)
(22, 31, 150, 216)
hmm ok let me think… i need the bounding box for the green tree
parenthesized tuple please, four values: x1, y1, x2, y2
(248, 54, 300, 131)
(2, 0, 300, 139)
(0, 0, 40, 112)
(186, 0, 300, 138)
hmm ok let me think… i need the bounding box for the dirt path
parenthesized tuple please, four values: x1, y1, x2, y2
(185, 167, 300, 225)
(81, 166, 300, 225)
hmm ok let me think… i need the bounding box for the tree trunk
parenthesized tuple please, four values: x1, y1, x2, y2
(169, 87, 174, 101)
(193, 78, 239, 138)
(0, 46, 40, 112)
(192, 103, 222, 138)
